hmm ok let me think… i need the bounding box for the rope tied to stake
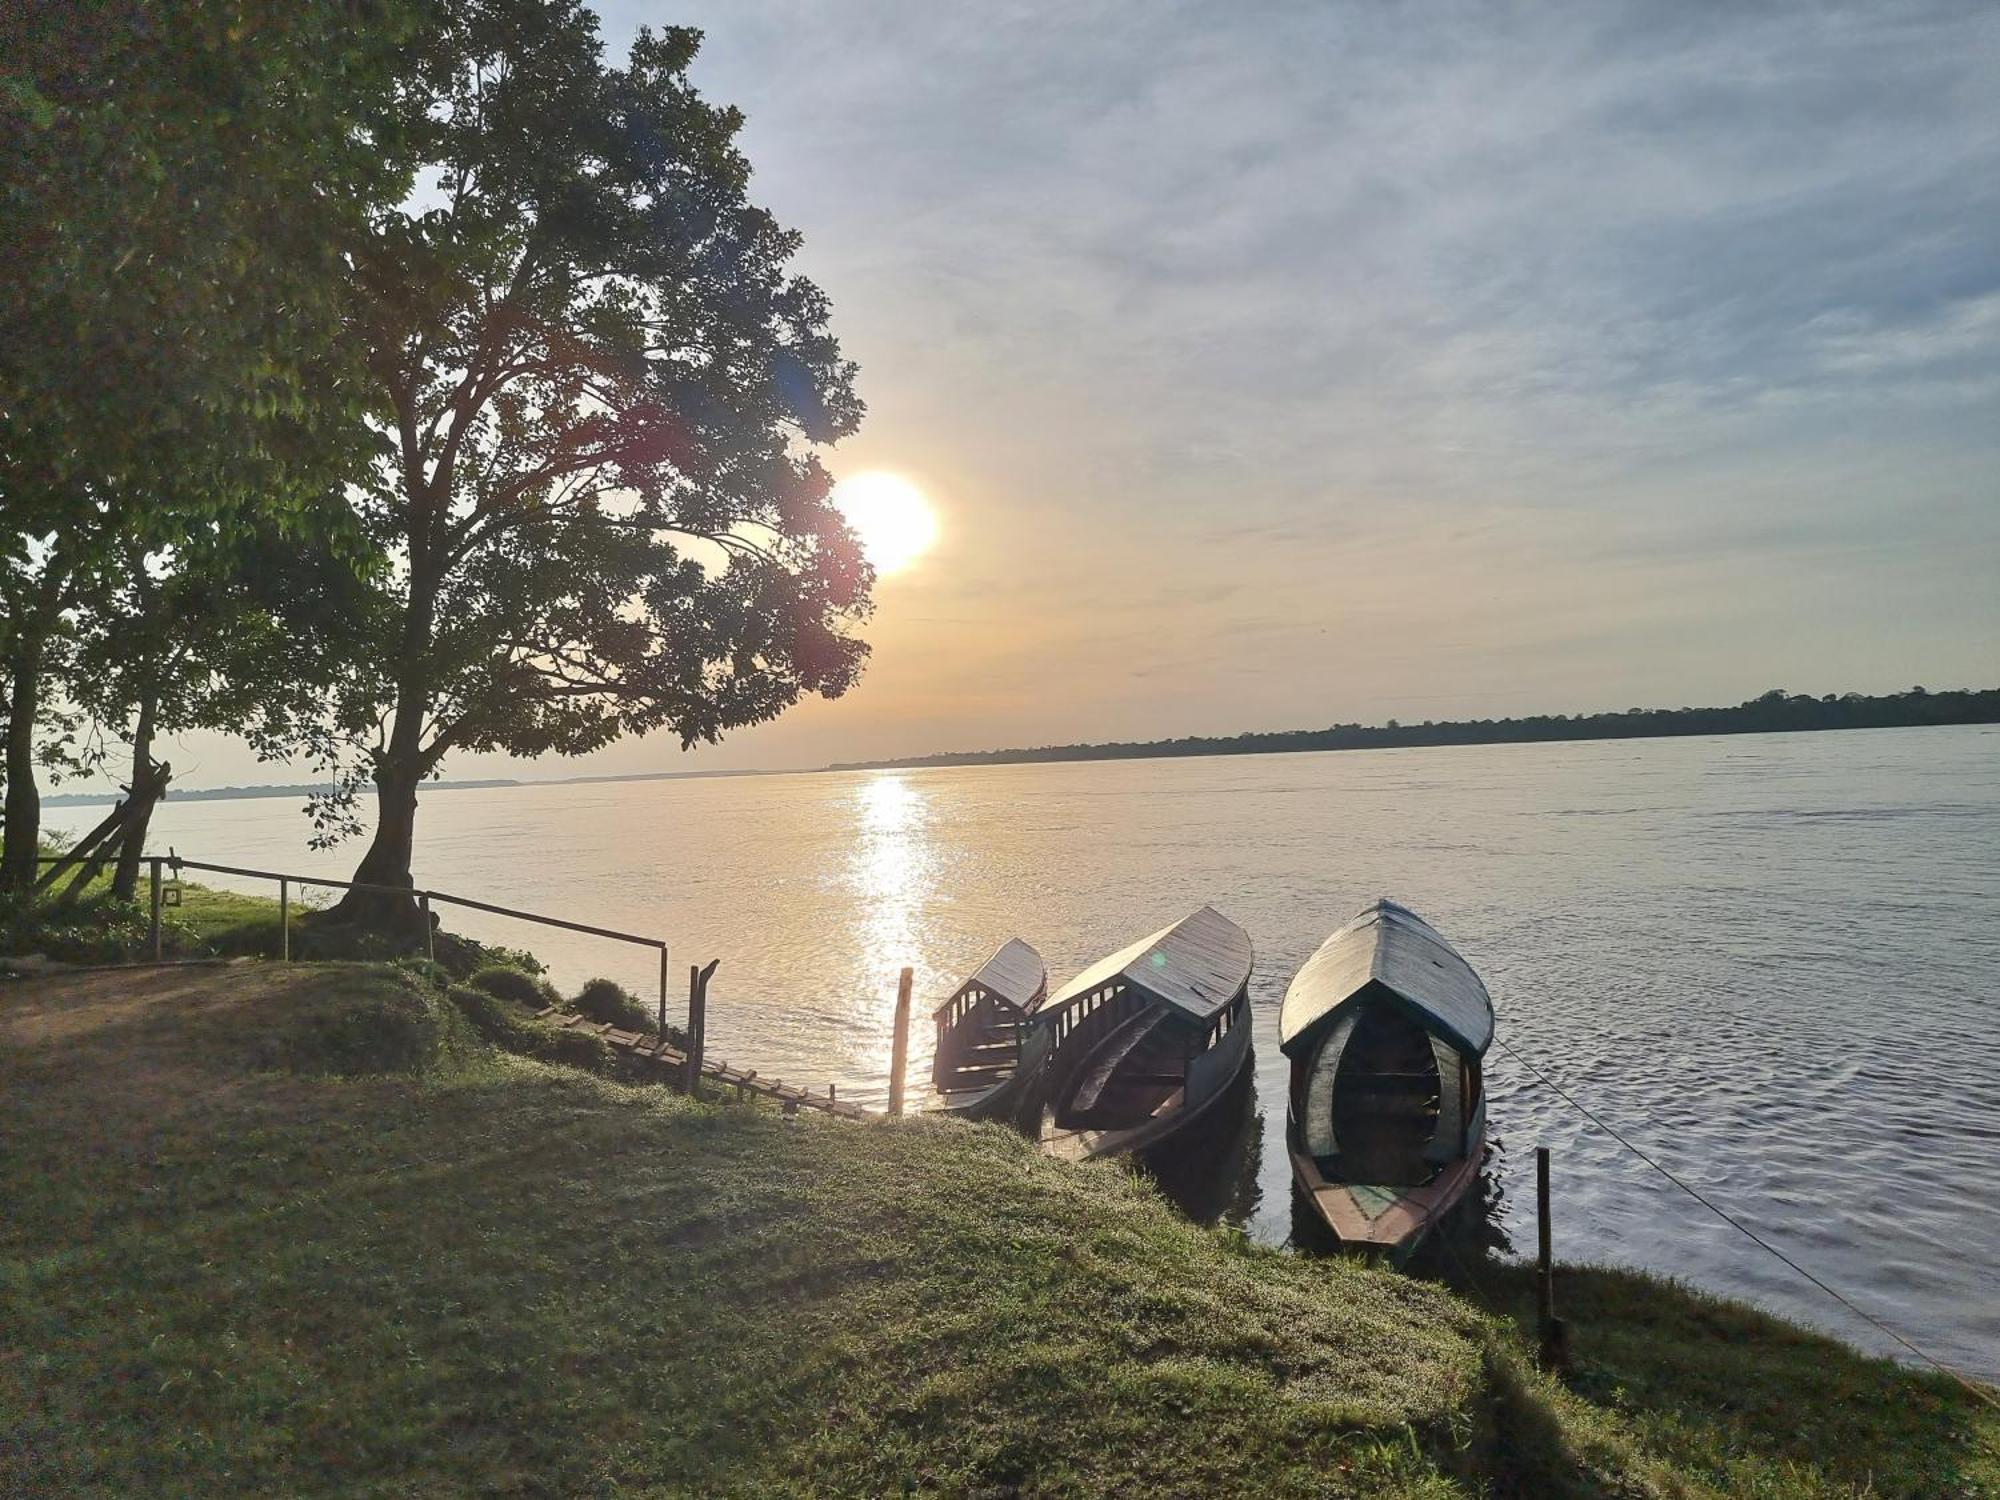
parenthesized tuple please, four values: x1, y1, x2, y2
(1495, 1033, 2000, 1413)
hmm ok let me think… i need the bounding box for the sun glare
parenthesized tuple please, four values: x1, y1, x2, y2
(831, 471, 938, 577)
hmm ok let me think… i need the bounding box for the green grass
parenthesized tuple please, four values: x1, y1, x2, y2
(171, 879, 308, 955)
(1, 963, 1993, 1497)
(1466, 1263, 2000, 1499)
(1, 866, 305, 963)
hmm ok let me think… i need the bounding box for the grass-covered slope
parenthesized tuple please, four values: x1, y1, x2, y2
(2, 964, 1993, 1497)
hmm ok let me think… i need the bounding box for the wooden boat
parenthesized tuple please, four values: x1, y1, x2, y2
(928, 938, 1048, 1120)
(1280, 900, 1494, 1260)
(1030, 906, 1254, 1161)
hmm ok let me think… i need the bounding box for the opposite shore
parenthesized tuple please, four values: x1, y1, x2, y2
(42, 686, 2000, 808)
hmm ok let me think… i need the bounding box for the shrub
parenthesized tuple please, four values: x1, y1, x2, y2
(294, 918, 417, 966)
(254, 968, 462, 1076)
(470, 964, 559, 1010)
(479, 945, 546, 976)
(572, 976, 653, 1033)
(448, 983, 553, 1056)
(0, 890, 148, 964)
(538, 1028, 613, 1073)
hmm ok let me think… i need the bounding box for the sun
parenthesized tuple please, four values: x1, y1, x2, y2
(831, 471, 938, 577)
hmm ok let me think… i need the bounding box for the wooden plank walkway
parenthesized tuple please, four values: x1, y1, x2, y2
(534, 1008, 873, 1121)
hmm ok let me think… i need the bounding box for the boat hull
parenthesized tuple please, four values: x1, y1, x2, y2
(929, 1076, 1022, 1121)
(1286, 1112, 1486, 1262)
(1040, 1017, 1253, 1162)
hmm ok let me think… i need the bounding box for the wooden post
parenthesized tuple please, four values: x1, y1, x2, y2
(888, 966, 913, 1117)
(657, 945, 669, 1039)
(420, 892, 434, 961)
(684, 962, 714, 1098)
(279, 878, 290, 963)
(148, 858, 163, 960)
(699, 960, 717, 1064)
(1536, 1146, 1570, 1370)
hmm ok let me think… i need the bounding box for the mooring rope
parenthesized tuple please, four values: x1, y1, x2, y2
(1494, 1034, 2000, 1413)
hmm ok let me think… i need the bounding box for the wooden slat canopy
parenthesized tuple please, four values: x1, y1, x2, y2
(1043, 905, 1252, 1023)
(968, 937, 1048, 1012)
(1279, 899, 1493, 1058)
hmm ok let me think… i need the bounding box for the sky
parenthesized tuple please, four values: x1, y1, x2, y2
(168, 0, 1999, 788)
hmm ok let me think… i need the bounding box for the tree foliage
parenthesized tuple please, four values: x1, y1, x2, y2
(0, 1, 408, 886)
(321, 3, 871, 915)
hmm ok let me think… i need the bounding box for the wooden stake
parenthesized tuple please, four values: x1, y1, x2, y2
(888, 966, 913, 1116)
(684, 960, 715, 1098)
(279, 878, 290, 963)
(657, 945, 669, 1039)
(1537, 1146, 1570, 1370)
(420, 892, 434, 961)
(148, 858, 163, 961)
(684, 964, 701, 1095)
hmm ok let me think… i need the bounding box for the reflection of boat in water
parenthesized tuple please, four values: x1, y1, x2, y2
(928, 938, 1048, 1120)
(1141, 1064, 1263, 1226)
(1280, 900, 1494, 1261)
(1031, 906, 1254, 1162)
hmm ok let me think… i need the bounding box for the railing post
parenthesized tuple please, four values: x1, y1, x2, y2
(419, 891, 434, 962)
(684, 962, 714, 1098)
(148, 858, 163, 961)
(279, 878, 290, 963)
(888, 966, 913, 1117)
(1537, 1146, 1570, 1370)
(657, 944, 669, 1039)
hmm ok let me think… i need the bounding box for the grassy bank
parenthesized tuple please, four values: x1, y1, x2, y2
(2, 963, 1993, 1497)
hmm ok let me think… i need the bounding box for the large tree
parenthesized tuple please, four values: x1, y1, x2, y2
(0, 1, 405, 888)
(321, 6, 870, 925)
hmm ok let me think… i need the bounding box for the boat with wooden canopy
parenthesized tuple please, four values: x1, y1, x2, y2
(928, 938, 1049, 1120)
(1030, 906, 1254, 1161)
(1281, 900, 1494, 1259)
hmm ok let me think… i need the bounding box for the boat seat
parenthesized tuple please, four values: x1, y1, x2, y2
(1069, 1007, 1176, 1116)
(947, 1061, 1012, 1080)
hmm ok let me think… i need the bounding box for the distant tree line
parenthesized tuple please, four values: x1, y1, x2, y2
(2, 1, 872, 931)
(829, 687, 2000, 772)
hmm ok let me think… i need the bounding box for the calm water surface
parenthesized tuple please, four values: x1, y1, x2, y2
(69, 726, 2000, 1378)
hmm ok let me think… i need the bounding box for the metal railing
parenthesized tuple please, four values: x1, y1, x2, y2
(36, 850, 689, 1050)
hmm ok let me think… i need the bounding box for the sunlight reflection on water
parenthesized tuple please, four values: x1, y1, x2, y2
(845, 774, 937, 1076)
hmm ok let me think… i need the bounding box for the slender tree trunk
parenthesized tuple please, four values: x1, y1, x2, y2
(111, 686, 160, 900)
(1, 649, 45, 892)
(327, 679, 430, 933)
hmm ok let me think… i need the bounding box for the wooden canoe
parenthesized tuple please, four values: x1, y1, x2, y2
(1032, 906, 1254, 1162)
(1280, 900, 1494, 1260)
(928, 937, 1048, 1121)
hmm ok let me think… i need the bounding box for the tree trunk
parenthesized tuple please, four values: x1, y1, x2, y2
(328, 452, 442, 936)
(111, 687, 161, 900)
(1, 651, 44, 892)
(327, 746, 427, 934)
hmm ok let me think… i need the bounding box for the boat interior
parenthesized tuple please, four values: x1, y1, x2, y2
(1324, 1003, 1443, 1186)
(1057, 1003, 1195, 1128)
(933, 990, 1026, 1097)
